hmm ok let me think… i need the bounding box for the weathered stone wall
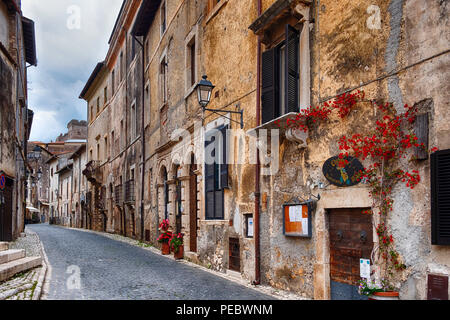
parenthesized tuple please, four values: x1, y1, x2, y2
(256, 0, 450, 299)
(81, 0, 449, 300)
(83, 0, 144, 239)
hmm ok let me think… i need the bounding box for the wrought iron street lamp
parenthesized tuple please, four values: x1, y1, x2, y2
(195, 75, 244, 129)
(32, 145, 42, 159)
(196, 75, 215, 108)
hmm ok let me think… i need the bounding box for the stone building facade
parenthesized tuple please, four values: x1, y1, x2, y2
(80, 0, 144, 237)
(26, 142, 53, 223)
(80, 0, 450, 300)
(0, 0, 37, 241)
(70, 145, 88, 229)
(37, 120, 87, 227)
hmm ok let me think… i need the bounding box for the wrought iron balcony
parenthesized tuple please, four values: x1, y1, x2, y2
(124, 180, 135, 204)
(82, 160, 102, 184)
(114, 184, 123, 206)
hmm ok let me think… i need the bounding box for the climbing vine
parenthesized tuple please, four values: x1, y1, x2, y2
(280, 90, 438, 290)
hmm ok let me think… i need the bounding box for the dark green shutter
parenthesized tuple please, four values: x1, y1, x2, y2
(205, 133, 215, 219)
(431, 149, 450, 245)
(261, 47, 278, 124)
(220, 125, 229, 189)
(285, 24, 300, 114)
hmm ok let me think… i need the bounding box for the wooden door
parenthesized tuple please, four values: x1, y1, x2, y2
(189, 163, 198, 252)
(329, 208, 373, 300)
(0, 178, 14, 241)
(229, 238, 240, 272)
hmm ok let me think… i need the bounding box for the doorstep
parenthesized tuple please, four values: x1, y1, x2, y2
(226, 269, 243, 281)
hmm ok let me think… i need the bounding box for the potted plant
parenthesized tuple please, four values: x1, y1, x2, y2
(170, 233, 184, 260)
(157, 219, 172, 255)
(359, 278, 399, 300)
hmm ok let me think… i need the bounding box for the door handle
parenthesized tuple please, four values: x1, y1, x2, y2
(337, 230, 343, 241)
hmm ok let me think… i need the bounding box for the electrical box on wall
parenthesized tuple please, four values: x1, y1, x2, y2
(283, 203, 312, 238)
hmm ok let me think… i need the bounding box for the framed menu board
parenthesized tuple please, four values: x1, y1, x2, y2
(283, 203, 312, 238)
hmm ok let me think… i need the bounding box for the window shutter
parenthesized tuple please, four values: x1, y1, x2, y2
(164, 181, 169, 220)
(261, 47, 278, 124)
(205, 133, 215, 219)
(285, 24, 300, 114)
(220, 125, 229, 189)
(431, 149, 450, 245)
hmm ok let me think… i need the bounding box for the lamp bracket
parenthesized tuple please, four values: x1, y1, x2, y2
(203, 106, 244, 129)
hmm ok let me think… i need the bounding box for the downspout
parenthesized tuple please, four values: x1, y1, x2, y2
(253, 0, 262, 286)
(132, 34, 146, 241)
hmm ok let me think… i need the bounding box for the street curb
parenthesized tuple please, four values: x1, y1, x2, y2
(26, 228, 50, 300)
(53, 225, 310, 300)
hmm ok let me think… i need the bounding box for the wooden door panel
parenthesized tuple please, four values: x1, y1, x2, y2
(329, 208, 373, 289)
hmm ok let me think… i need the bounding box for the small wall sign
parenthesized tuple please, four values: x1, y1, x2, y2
(322, 156, 364, 187)
(283, 203, 312, 238)
(360, 259, 371, 279)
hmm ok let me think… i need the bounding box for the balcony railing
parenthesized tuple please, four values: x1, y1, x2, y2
(114, 184, 123, 206)
(82, 160, 102, 184)
(124, 180, 135, 203)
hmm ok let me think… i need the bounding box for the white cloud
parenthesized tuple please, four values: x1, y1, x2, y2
(30, 110, 65, 142)
(22, 0, 124, 142)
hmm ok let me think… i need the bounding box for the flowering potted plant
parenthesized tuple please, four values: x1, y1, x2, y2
(359, 278, 399, 300)
(169, 233, 184, 260)
(157, 219, 172, 255)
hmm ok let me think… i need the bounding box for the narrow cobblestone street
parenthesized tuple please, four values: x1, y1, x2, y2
(29, 224, 275, 300)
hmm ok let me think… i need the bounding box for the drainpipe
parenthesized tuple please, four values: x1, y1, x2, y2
(132, 34, 146, 241)
(253, 0, 262, 286)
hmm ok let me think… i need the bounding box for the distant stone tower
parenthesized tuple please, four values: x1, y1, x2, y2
(56, 120, 87, 142)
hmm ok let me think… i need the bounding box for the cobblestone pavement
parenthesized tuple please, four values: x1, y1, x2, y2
(28, 224, 277, 300)
(0, 228, 44, 300)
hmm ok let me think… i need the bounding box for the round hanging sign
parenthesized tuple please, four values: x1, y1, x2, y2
(322, 156, 364, 187)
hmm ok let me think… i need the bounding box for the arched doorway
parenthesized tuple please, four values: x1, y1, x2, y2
(189, 156, 198, 252)
(174, 165, 182, 235)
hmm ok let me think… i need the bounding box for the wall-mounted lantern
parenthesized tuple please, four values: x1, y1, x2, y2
(195, 75, 244, 129)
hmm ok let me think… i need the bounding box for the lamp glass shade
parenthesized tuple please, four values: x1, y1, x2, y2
(195, 75, 214, 108)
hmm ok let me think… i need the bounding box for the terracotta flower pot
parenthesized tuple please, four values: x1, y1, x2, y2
(161, 242, 170, 255)
(173, 245, 184, 260)
(369, 291, 399, 300)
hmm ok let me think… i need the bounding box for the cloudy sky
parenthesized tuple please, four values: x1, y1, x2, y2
(22, 0, 124, 142)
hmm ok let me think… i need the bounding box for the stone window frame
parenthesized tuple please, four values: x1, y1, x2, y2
(205, 0, 228, 25)
(159, 47, 168, 108)
(184, 25, 199, 98)
(160, 0, 167, 38)
(250, 2, 311, 119)
(103, 134, 109, 162)
(130, 98, 137, 140)
(202, 114, 231, 222)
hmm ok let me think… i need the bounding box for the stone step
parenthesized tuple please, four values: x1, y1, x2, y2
(0, 256, 42, 282)
(0, 249, 26, 265)
(0, 242, 8, 252)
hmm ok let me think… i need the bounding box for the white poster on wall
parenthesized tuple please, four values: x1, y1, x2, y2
(360, 259, 371, 279)
(247, 217, 254, 237)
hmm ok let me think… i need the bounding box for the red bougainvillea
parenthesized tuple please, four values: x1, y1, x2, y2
(285, 90, 439, 285)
